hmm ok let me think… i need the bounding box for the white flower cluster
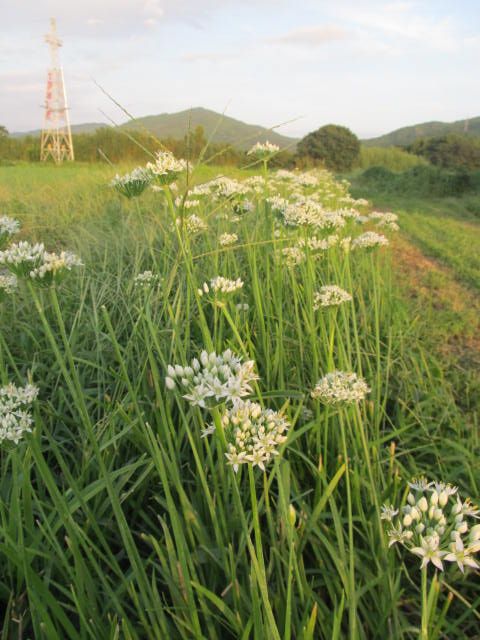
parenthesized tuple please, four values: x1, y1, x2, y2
(297, 234, 339, 252)
(0, 241, 45, 276)
(244, 176, 266, 193)
(313, 285, 352, 309)
(0, 382, 39, 444)
(134, 270, 160, 288)
(283, 200, 346, 231)
(175, 197, 200, 209)
(247, 141, 280, 157)
(216, 399, 289, 472)
(311, 371, 370, 404)
(204, 177, 248, 199)
(352, 231, 389, 250)
(146, 151, 187, 185)
(267, 196, 288, 213)
(369, 211, 399, 231)
(111, 167, 152, 198)
(0, 216, 20, 246)
(219, 233, 238, 247)
(0, 271, 18, 298)
(166, 349, 258, 408)
(0, 242, 82, 284)
(198, 276, 244, 297)
(282, 247, 304, 268)
(30, 251, 83, 285)
(176, 214, 207, 234)
(384, 479, 480, 573)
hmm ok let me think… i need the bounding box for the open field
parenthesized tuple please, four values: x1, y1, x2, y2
(0, 162, 479, 639)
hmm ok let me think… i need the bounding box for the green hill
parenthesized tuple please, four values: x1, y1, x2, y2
(120, 107, 297, 151)
(11, 122, 108, 138)
(363, 116, 480, 147)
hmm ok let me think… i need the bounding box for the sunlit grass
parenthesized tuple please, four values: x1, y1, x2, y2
(0, 162, 478, 639)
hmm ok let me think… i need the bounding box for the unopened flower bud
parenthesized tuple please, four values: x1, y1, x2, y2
(403, 514, 412, 527)
(407, 493, 415, 506)
(439, 491, 448, 507)
(417, 497, 428, 512)
(430, 491, 439, 506)
(288, 504, 296, 527)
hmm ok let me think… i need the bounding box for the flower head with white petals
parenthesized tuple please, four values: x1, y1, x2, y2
(385, 479, 480, 573)
(166, 350, 258, 409)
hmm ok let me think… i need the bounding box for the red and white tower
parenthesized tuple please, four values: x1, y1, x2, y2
(40, 18, 74, 163)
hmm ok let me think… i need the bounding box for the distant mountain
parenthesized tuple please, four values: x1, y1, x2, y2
(12, 108, 297, 150)
(12, 122, 108, 138)
(120, 107, 297, 151)
(363, 116, 480, 148)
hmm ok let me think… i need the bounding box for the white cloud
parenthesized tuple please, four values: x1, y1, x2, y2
(268, 25, 348, 47)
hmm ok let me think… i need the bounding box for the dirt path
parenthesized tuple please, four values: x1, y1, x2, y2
(392, 235, 480, 360)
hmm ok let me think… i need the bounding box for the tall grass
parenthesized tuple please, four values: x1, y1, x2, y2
(0, 164, 478, 639)
(357, 146, 427, 172)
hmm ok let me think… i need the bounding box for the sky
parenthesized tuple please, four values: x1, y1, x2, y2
(1, 0, 480, 139)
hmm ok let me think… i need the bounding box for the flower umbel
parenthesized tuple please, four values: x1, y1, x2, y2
(110, 167, 152, 198)
(212, 399, 289, 472)
(313, 285, 352, 309)
(0, 216, 20, 248)
(311, 371, 370, 405)
(0, 382, 39, 445)
(166, 350, 258, 408)
(385, 479, 480, 573)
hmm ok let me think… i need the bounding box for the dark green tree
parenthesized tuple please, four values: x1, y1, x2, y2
(409, 134, 480, 170)
(297, 124, 360, 171)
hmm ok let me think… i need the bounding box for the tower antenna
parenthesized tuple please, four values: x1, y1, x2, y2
(40, 18, 74, 163)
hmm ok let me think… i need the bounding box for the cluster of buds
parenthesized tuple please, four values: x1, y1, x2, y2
(133, 270, 160, 289)
(198, 276, 244, 297)
(247, 141, 280, 158)
(175, 214, 207, 234)
(203, 399, 289, 473)
(384, 478, 480, 572)
(0, 216, 20, 249)
(0, 382, 39, 445)
(110, 167, 152, 198)
(146, 151, 187, 186)
(219, 233, 238, 247)
(0, 242, 82, 285)
(313, 285, 352, 309)
(352, 231, 389, 250)
(311, 371, 370, 405)
(166, 349, 258, 408)
(0, 271, 18, 301)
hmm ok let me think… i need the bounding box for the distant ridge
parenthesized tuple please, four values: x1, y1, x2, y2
(12, 107, 298, 151)
(363, 116, 480, 147)
(120, 107, 297, 151)
(11, 122, 108, 138)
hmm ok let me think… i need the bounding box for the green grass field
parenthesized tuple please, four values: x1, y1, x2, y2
(0, 162, 479, 639)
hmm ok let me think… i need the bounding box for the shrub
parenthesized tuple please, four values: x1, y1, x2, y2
(297, 124, 360, 171)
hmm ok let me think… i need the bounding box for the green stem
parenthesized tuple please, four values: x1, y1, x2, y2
(421, 566, 429, 640)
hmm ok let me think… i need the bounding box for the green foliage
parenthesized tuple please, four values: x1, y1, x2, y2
(357, 145, 427, 172)
(0, 164, 478, 638)
(353, 164, 474, 197)
(409, 134, 480, 170)
(297, 124, 360, 171)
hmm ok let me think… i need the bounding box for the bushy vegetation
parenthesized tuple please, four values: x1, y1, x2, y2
(357, 146, 427, 172)
(409, 134, 480, 170)
(297, 125, 360, 171)
(0, 158, 478, 639)
(352, 165, 476, 198)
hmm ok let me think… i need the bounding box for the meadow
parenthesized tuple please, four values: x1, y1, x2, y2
(0, 157, 479, 639)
